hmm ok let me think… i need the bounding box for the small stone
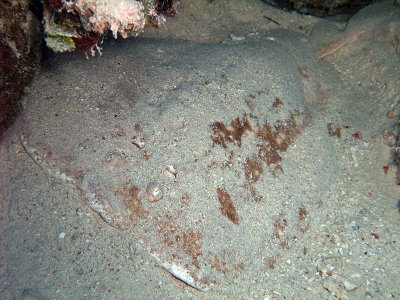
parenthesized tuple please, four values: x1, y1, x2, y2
(59, 232, 65, 239)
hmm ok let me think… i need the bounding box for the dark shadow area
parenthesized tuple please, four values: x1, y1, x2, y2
(0, 0, 43, 143)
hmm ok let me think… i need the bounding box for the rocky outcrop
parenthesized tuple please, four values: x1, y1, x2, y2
(0, 0, 42, 139)
(42, 0, 178, 55)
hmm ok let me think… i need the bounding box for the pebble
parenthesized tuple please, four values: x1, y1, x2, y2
(59, 232, 65, 239)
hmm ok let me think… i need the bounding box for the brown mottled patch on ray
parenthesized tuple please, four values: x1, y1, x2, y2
(257, 111, 304, 152)
(209, 251, 245, 274)
(280, 240, 290, 250)
(182, 232, 203, 268)
(257, 142, 282, 166)
(298, 206, 310, 233)
(211, 115, 252, 148)
(273, 217, 287, 239)
(217, 187, 239, 225)
(256, 111, 307, 170)
(210, 257, 229, 274)
(244, 156, 263, 184)
(299, 207, 308, 221)
(327, 123, 342, 138)
(211, 110, 307, 201)
(247, 185, 262, 202)
(114, 182, 148, 222)
(227, 150, 235, 166)
(156, 213, 203, 268)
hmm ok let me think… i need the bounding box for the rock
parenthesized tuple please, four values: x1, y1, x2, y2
(0, 0, 42, 140)
(41, 0, 179, 55)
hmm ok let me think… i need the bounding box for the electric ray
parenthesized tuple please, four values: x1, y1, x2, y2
(18, 36, 342, 290)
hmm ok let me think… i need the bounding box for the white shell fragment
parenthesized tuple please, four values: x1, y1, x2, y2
(146, 183, 163, 202)
(151, 253, 210, 291)
(163, 165, 177, 180)
(131, 136, 146, 149)
(161, 262, 200, 290)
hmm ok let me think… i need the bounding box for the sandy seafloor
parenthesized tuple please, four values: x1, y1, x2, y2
(1, 0, 400, 299)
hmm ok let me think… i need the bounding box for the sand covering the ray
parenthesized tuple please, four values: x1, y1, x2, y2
(2, 0, 400, 297)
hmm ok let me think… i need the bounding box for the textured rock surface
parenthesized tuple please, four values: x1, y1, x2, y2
(42, 0, 178, 54)
(0, 0, 42, 140)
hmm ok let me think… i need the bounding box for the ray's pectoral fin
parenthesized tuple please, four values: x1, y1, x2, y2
(19, 134, 77, 185)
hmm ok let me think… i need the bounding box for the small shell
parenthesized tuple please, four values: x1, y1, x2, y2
(146, 183, 163, 202)
(163, 165, 177, 180)
(131, 136, 146, 149)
